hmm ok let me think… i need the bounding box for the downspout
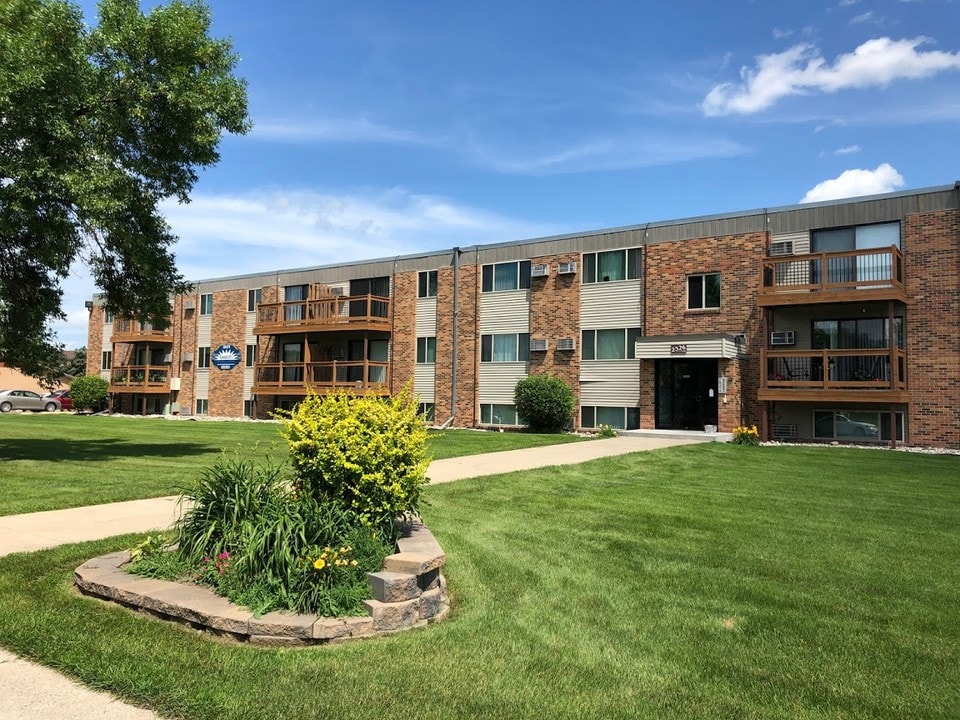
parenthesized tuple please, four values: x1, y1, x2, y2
(439, 247, 460, 428)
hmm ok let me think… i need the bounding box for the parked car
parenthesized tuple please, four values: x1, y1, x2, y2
(834, 413, 879, 437)
(45, 389, 73, 411)
(0, 389, 61, 413)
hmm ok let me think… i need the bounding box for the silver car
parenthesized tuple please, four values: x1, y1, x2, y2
(0, 389, 61, 413)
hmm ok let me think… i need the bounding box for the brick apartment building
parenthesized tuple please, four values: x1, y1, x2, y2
(86, 182, 960, 448)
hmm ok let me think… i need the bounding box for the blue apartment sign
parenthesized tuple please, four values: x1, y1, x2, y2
(211, 344, 242, 371)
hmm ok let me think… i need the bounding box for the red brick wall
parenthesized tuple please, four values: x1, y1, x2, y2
(903, 208, 960, 448)
(529, 252, 580, 412)
(435, 261, 478, 426)
(208, 289, 247, 417)
(175, 293, 199, 416)
(86, 307, 104, 376)
(644, 232, 766, 430)
(391, 271, 417, 394)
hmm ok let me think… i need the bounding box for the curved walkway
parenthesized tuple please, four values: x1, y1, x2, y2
(0, 433, 706, 719)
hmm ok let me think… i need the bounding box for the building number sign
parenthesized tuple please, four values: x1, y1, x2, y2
(670, 344, 688, 355)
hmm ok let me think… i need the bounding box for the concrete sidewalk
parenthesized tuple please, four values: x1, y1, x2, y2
(0, 433, 706, 719)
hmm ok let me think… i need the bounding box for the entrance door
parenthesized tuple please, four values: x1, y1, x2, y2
(655, 359, 719, 430)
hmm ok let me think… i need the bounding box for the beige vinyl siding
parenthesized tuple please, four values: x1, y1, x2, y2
(634, 337, 741, 359)
(413, 365, 436, 403)
(416, 297, 437, 335)
(194, 371, 209, 400)
(479, 291, 530, 333)
(580, 361, 640, 406)
(580, 282, 642, 330)
(101, 320, 112, 381)
(244, 313, 256, 398)
(478, 363, 527, 404)
(197, 315, 212, 346)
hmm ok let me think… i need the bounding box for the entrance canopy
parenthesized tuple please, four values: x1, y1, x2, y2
(634, 333, 745, 360)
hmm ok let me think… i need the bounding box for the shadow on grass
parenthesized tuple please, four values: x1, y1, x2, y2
(0, 438, 214, 462)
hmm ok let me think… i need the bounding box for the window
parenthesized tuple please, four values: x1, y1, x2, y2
(581, 328, 642, 360)
(581, 406, 640, 430)
(481, 333, 530, 362)
(814, 410, 904, 443)
(480, 403, 520, 425)
(417, 337, 437, 364)
(246, 344, 258, 367)
(811, 222, 900, 252)
(195, 399, 208, 415)
(688, 273, 721, 310)
(418, 403, 435, 422)
(812, 317, 904, 350)
(583, 249, 641, 284)
(418, 270, 438, 298)
(101, 350, 112, 370)
(199, 293, 213, 315)
(247, 288, 261, 312)
(243, 399, 254, 418)
(284, 285, 307, 321)
(350, 276, 391, 297)
(481, 261, 531, 292)
(197, 346, 211, 369)
(104, 310, 114, 323)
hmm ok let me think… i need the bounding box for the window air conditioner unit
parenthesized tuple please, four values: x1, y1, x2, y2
(769, 240, 794, 257)
(530, 338, 548, 352)
(557, 261, 577, 275)
(181, 352, 193, 363)
(162, 352, 173, 363)
(169, 377, 181, 391)
(330, 287, 344, 296)
(531, 263, 549, 277)
(555, 338, 576, 351)
(772, 423, 797, 440)
(770, 331, 796, 346)
(183, 299, 196, 311)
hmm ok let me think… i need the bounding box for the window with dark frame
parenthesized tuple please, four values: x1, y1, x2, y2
(199, 293, 213, 315)
(195, 399, 208, 415)
(582, 248, 641, 284)
(247, 288, 261, 312)
(101, 350, 112, 370)
(481, 261, 531, 292)
(418, 270, 438, 298)
(197, 346, 211, 369)
(245, 344, 257, 367)
(480, 333, 530, 362)
(581, 328, 642, 360)
(416, 337, 437, 364)
(687, 273, 721, 310)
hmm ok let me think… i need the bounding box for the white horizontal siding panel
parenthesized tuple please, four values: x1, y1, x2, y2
(479, 291, 530, 333)
(579, 360, 640, 406)
(478, 363, 528, 404)
(101, 323, 111, 349)
(197, 315, 212, 345)
(580, 282, 642, 329)
(245, 313, 256, 344)
(194, 370, 209, 398)
(413, 365, 436, 403)
(243, 367, 254, 395)
(772, 230, 811, 255)
(415, 298, 437, 335)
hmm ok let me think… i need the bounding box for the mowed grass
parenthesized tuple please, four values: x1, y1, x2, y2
(0, 414, 586, 515)
(0, 444, 957, 719)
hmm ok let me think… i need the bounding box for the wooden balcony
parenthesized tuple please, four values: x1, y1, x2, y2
(251, 361, 391, 396)
(111, 319, 174, 343)
(109, 365, 171, 393)
(253, 295, 391, 335)
(758, 246, 906, 306)
(759, 348, 909, 403)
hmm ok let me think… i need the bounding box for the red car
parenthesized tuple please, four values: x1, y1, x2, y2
(45, 389, 73, 411)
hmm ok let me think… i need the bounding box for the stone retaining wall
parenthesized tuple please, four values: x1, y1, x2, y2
(74, 522, 449, 646)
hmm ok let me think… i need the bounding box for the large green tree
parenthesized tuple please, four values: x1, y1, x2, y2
(0, 0, 249, 384)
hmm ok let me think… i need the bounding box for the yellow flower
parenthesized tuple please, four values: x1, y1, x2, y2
(313, 557, 326, 570)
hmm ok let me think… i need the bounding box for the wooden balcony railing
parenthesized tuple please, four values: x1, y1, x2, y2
(759, 246, 905, 305)
(109, 365, 171, 391)
(252, 361, 390, 394)
(111, 319, 174, 343)
(760, 348, 907, 398)
(253, 295, 391, 333)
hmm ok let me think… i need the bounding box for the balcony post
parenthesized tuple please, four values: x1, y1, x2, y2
(887, 300, 897, 390)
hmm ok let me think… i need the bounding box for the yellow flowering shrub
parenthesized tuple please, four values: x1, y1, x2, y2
(732, 425, 760, 446)
(276, 389, 429, 532)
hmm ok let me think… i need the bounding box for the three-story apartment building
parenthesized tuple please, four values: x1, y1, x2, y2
(87, 182, 960, 448)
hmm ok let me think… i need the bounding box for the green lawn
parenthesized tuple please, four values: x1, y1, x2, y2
(0, 444, 957, 719)
(0, 414, 586, 515)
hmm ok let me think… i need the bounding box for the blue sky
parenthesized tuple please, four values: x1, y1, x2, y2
(58, 0, 960, 347)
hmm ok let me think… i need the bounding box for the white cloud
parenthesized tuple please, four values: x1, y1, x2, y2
(800, 163, 904, 203)
(703, 37, 960, 116)
(772, 27, 793, 40)
(834, 144, 861, 154)
(850, 11, 883, 25)
(250, 117, 428, 145)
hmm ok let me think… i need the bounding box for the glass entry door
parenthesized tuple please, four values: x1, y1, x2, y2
(655, 359, 719, 430)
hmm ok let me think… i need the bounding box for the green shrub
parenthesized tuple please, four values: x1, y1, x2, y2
(514, 374, 575, 433)
(276, 390, 429, 534)
(172, 452, 393, 616)
(732, 425, 760, 446)
(597, 424, 618, 438)
(69, 374, 108, 412)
